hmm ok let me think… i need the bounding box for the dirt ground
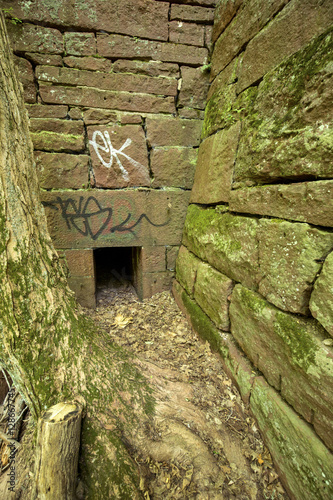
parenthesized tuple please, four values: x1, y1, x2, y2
(83, 279, 290, 500)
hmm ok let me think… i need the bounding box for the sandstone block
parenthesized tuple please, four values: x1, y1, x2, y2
(120, 114, 142, 125)
(3, 0, 169, 42)
(178, 66, 210, 109)
(169, 21, 205, 47)
(35, 152, 89, 189)
(191, 122, 241, 203)
(175, 245, 200, 296)
(158, 0, 216, 5)
(68, 108, 83, 120)
(26, 104, 68, 119)
(250, 377, 333, 499)
(29, 118, 84, 136)
(6, 22, 63, 54)
(63, 56, 113, 72)
(211, 0, 288, 78)
(14, 56, 36, 103)
(258, 220, 333, 315)
(166, 246, 179, 271)
(64, 32, 96, 56)
(234, 31, 333, 186)
(68, 276, 96, 308)
(87, 124, 150, 189)
(237, 0, 333, 93)
(113, 60, 179, 78)
(310, 251, 333, 337)
(139, 246, 166, 273)
(39, 85, 175, 114)
(146, 118, 202, 147)
(183, 205, 261, 289)
(31, 131, 85, 153)
(41, 189, 190, 249)
(229, 180, 333, 227)
(36, 66, 178, 96)
(150, 147, 197, 189)
(194, 262, 233, 331)
(97, 34, 208, 66)
(205, 25, 213, 51)
(25, 53, 62, 67)
(230, 285, 333, 450)
(65, 249, 95, 277)
(138, 271, 173, 300)
(212, 0, 242, 43)
(170, 5, 215, 23)
(83, 109, 117, 125)
(178, 108, 205, 119)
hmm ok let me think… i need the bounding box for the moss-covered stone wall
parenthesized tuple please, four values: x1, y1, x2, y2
(0, 0, 217, 306)
(174, 1, 333, 499)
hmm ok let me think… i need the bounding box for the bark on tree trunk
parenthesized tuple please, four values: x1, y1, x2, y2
(32, 403, 82, 500)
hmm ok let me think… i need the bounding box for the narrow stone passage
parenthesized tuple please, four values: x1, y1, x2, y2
(84, 284, 289, 499)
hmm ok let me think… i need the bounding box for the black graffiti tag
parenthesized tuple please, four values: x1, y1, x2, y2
(43, 196, 169, 240)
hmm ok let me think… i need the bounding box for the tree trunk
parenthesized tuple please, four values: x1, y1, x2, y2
(32, 403, 82, 499)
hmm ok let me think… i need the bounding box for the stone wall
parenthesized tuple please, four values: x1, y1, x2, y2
(173, 1, 333, 499)
(1, 0, 216, 306)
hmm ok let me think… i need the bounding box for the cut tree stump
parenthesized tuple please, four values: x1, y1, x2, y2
(32, 403, 82, 499)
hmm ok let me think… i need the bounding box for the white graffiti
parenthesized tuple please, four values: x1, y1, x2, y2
(89, 130, 143, 181)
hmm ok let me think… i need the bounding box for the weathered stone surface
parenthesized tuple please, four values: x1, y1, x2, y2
(97, 34, 208, 66)
(64, 56, 113, 72)
(139, 246, 166, 273)
(170, 5, 215, 23)
(83, 109, 117, 125)
(65, 249, 95, 277)
(166, 246, 179, 271)
(212, 0, 243, 43)
(202, 57, 251, 139)
(2, 0, 169, 41)
(42, 189, 190, 248)
(68, 276, 96, 308)
(119, 114, 142, 125)
(194, 262, 233, 331)
(183, 205, 261, 289)
(68, 108, 83, 120)
(191, 122, 241, 203)
(179, 66, 210, 109)
(310, 252, 333, 337)
(25, 52, 63, 67)
(176, 245, 200, 296)
(6, 21, 63, 54)
(35, 152, 89, 189)
(150, 147, 197, 189)
(113, 59, 179, 78)
(156, 0, 217, 5)
(39, 85, 175, 114)
(204, 25, 213, 51)
(87, 124, 150, 189)
(230, 285, 333, 450)
(146, 118, 202, 147)
(237, 0, 333, 93)
(36, 66, 178, 96)
(258, 220, 333, 315)
(29, 118, 84, 135)
(14, 56, 36, 103)
(26, 104, 68, 119)
(31, 131, 85, 153)
(178, 108, 205, 119)
(234, 30, 333, 186)
(169, 21, 205, 47)
(64, 32, 96, 56)
(229, 180, 333, 227)
(250, 377, 333, 499)
(138, 271, 173, 300)
(211, 0, 288, 78)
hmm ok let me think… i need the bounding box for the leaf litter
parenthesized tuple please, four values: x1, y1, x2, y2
(83, 282, 290, 500)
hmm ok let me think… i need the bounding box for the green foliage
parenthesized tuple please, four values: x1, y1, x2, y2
(1, 7, 23, 24)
